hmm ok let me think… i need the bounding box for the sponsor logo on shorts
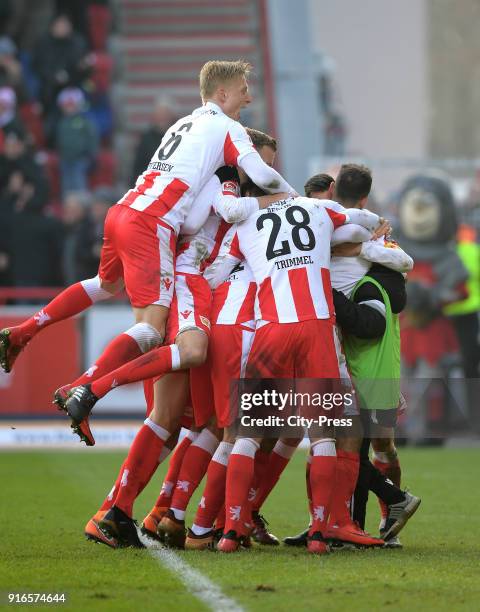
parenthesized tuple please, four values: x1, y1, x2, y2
(162, 277, 173, 291)
(180, 310, 192, 319)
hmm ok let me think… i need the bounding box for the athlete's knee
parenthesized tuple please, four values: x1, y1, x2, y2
(177, 334, 208, 367)
(125, 322, 163, 353)
(98, 276, 124, 294)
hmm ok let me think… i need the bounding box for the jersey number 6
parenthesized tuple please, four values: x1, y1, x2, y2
(157, 122, 193, 161)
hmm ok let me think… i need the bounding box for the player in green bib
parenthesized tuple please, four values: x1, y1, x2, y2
(343, 274, 401, 414)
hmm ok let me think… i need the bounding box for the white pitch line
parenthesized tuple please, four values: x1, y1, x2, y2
(149, 547, 245, 612)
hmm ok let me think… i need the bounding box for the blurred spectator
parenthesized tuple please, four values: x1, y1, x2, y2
(10, 197, 64, 293)
(62, 190, 90, 284)
(0, 133, 61, 292)
(131, 97, 177, 182)
(55, 87, 99, 194)
(0, 35, 28, 102)
(0, 129, 48, 208)
(0, 86, 26, 144)
(75, 185, 113, 279)
(32, 13, 90, 113)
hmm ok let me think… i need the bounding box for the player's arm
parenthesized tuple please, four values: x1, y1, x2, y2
(239, 151, 295, 195)
(331, 224, 373, 246)
(360, 240, 414, 273)
(333, 289, 386, 339)
(319, 199, 381, 233)
(225, 122, 296, 195)
(213, 167, 289, 223)
(203, 229, 244, 289)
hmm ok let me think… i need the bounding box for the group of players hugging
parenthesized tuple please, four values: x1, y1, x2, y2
(0, 60, 420, 555)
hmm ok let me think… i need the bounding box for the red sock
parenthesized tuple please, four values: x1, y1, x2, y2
(170, 430, 218, 516)
(329, 450, 359, 526)
(224, 439, 257, 534)
(99, 460, 127, 511)
(214, 503, 225, 532)
(155, 434, 195, 509)
(11, 282, 93, 345)
(193, 440, 232, 530)
(249, 448, 270, 508)
(253, 444, 295, 512)
(309, 441, 337, 535)
(306, 457, 313, 518)
(71, 333, 143, 389)
(113, 419, 169, 517)
(373, 456, 401, 519)
(90, 345, 178, 398)
(194, 461, 227, 529)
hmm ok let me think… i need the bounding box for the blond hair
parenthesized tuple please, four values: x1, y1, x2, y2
(199, 60, 252, 101)
(246, 127, 277, 152)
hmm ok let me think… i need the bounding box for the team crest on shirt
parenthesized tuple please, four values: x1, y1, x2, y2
(222, 181, 240, 196)
(200, 316, 211, 329)
(180, 310, 192, 319)
(162, 277, 173, 291)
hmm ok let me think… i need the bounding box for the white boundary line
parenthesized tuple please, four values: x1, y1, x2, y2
(149, 547, 245, 612)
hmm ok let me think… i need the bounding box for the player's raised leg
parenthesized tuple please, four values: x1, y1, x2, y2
(0, 275, 120, 374)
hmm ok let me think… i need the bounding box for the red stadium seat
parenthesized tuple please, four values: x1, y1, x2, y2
(90, 52, 114, 94)
(88, 4, 112, 51)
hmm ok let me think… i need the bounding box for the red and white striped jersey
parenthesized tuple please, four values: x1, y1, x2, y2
(176, 172, 257, 278)
(211, 261, 256, 326)
(233, 196, 380, 323)
(117, 101, 256, 234)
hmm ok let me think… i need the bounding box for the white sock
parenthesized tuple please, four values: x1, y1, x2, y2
(170, 344, 181, 370)
(171, 508, 185, 521)
(272, 439, 297, 459)
(211, 441, 234, 466)
(125, 322, 163, 353)
(191, 523, 213, 536)
(231, 437, 259, 458)
(81, 275, 113, 302)
(144, 418, 170, 441)
(311, 438, 336, 457)
(191, 428, 219, 456)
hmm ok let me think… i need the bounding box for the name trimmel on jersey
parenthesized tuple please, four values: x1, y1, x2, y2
(274, 255, 313, 270)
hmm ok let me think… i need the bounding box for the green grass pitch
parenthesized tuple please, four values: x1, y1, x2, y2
(1, 448, 479, 611)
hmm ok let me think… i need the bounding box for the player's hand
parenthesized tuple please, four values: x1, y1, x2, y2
(331, 242, 362, 257)
(372, 218, 391, 240)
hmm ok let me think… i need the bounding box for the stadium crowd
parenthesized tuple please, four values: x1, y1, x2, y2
(0, 1, 139, 294)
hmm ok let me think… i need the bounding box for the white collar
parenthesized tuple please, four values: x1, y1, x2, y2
(204, 100, 224, 115)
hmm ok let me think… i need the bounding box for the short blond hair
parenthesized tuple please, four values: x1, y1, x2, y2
(199, 60, 252, 101)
